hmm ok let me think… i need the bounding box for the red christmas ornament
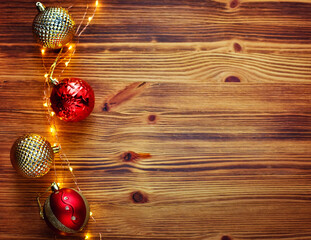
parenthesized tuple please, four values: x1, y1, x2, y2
(50, 78, 95, 122)
(43, 183, 90, 235)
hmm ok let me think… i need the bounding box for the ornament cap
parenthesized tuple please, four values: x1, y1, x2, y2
(50, 77, 59, 86)
(36, 2, 45, 12)
(52, 145, 60, 153)
(51, 182, 59, 192)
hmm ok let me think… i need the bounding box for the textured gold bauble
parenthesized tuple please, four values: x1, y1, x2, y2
(10, 134, 56, 178)
(33, 2, 75, 49)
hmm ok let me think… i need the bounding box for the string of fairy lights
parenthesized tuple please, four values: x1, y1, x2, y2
(40, 1, 100, 239)
(9, 1, 103, 238)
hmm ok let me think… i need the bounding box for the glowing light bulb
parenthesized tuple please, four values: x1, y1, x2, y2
(50, 126, 55, 134)
(88, 16, 93, 22)
(90, 212, 93, 216)
(69, 167, 73, 172)
(85, 235, 89, 240)
(44, 73, 48, 78)
(41, 49, 45, 55)
(50, 111, 55, 116)
(95, 0, 98, 6)
(65, 61, 69, 67)
(43, 102, 48, 107)
(68, 45, 73, 50)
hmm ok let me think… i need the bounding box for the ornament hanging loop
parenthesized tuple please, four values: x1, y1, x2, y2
(36, 182, 59, 220)
(36, 2, 45, 12)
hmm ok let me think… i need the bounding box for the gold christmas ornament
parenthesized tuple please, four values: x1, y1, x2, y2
(10, 134, 59, 178)
(33, 2, 75, 49)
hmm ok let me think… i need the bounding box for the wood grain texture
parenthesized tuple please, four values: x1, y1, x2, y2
(1, 0, 311, 239)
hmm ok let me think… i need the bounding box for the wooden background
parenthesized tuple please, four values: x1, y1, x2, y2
(1, 0, 311, 239)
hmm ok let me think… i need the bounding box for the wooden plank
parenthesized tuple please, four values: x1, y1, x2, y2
(1, 45, 311, 84)
(1, 1, 311, 44)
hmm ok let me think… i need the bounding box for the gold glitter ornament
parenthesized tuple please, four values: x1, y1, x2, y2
(10, 134, 59, 178)
(33, 2, 75, 49)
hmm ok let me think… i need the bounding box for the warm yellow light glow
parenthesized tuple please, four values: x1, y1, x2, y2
(88, 17, 93, 22)
(44, 73, 48, 78)
(68, 45, 73, 50)
(69, 167, 73, 172)
(65, 61, 69, 67)
(41, 49, 45, 55)
(50, 126, 55, 134)
(57, 182, 61, 188)
(90, 212, 93, 216)
(95, 0, 99, 6)
(85, 235, 89, 240)
(43, 102, 48, 107)
(53, 143, 57, 147)
(50, 111, 55, 116)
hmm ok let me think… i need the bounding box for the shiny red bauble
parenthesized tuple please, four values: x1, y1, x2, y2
(50, 78, 95, 122)
(43, 187, 90, 235)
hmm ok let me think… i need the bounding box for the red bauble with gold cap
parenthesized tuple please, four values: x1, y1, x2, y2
(50, 78, 95, 122)
(43, 183, 90, 235)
